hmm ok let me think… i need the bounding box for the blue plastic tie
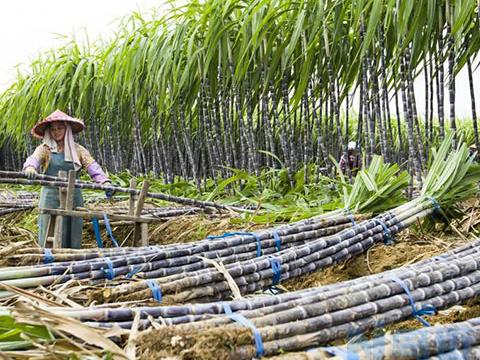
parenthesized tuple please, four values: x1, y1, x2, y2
(126, 265, 143, 279)
(344, 208, 357, 226)
(271, 230, 282, 251)
(101, 258, 116, 280)
(374, 219, 393, 245)
(223, 303, 264, 358)
(43, 248, 54, 264)
(433, 254, 448, 262)
(92, 217, 104, 248)
(426, 196, 442, 221)
(208, 232, 263, 257)
(103, 213, 120, 247)
(321, 347, 360, 360)
(426, 196, 441, 212)
(391, 276, 437, 327)
(146, 280, 162, 302)
(269, 257, 282, 286)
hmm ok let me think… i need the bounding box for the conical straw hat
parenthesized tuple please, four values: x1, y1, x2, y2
(31, 109, 85, 139)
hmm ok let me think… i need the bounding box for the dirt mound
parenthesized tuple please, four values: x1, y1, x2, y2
(137, 326, 252, 360)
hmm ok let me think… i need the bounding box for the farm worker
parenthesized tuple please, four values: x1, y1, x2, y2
(22, 110, 113, 248)
(469, 143, 477, 158)
(339, 141, 362, 176)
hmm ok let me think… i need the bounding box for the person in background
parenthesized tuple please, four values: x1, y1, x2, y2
(339, 141, 362, 177)
(469, 143, 477, 159)
(22, 110, 113, 248)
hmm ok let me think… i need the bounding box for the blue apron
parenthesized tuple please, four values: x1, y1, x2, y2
(38, 153, 84, 248)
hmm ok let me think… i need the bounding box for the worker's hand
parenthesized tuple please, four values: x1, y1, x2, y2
(104, 181, 116, 200)
(24, 167, 37, 179)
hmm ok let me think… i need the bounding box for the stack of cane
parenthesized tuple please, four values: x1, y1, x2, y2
(0, 155, 411, 295)
(45, 238, 480, 359)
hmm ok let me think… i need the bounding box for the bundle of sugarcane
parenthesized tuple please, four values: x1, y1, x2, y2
(272, 317, 480, 359)
(135, 252, 480, 358)
(0, 210, 358, 294)
(49, 237, 480, 329)
(91, 136, 480, 304)
(131, 248, 480, 358)
(0, 170, 246, 212)
(42, 237, 480, 359)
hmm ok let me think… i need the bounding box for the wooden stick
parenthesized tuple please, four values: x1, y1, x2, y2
(53, 170, 67, 248)
(134, 181, 149, 246)
(135, 181, 149, 218)
(65, 170, 76, 212)
(128, 178, 137, 217)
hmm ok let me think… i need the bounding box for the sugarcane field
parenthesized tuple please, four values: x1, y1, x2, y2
(3, 0, 480, 359)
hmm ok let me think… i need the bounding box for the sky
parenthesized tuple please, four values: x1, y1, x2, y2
(0, 0, 162, 88)
(0, 0, 478, 119)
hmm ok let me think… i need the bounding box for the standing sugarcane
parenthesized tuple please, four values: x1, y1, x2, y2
(22, 110, 113, 248)
(467, 57, 479, 152)
(447, 23, 457, 148)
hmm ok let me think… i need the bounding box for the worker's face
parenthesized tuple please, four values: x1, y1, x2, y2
(49, 122, 66, 142)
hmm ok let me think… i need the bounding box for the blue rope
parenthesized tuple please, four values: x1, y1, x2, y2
(426, 196, 441, 212)
(271, 230, 281, 251)
(426, 196, 442, 221)
(146, 280, 162, 302)
(321, 347, 360, 360)
(43, 248, 54, 264)
(126, 265, 143, 279)
(344, 208, 357, 226)
(433, 254, 448, 262)
(223, 303, 264, 358)
(374, 219, 393, 245)
(269, 257, 282, 286)
(103, 213, 120, 247)
(391, 276, 437, 327)
(208, 232, 263, 257)
(101, 258, 116, 280)
(92, 217, 104, 248)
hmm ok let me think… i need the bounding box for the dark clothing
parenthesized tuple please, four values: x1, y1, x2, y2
(339, 152, 362, 175)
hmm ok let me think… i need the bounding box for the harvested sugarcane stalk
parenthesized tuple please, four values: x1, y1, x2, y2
(41, 238, 480, 359)
(0, 170, 247, 213)
(0, 207, 33, 216)
(96, 199, 431, 303)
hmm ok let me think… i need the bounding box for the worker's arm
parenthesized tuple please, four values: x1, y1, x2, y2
(77, 144, 110, 184)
